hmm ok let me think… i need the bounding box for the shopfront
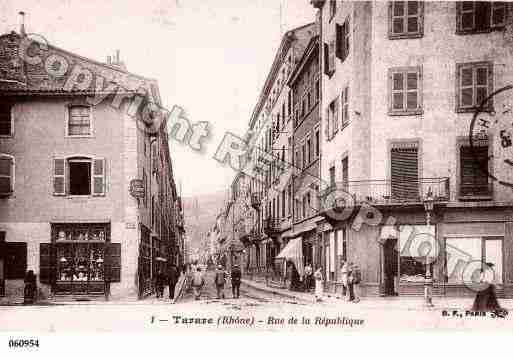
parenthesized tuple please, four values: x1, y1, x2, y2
(40, 222, 120, 297)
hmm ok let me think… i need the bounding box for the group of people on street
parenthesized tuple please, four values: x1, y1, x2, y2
(154, 264, 181, 302)
(189, 264, 243, 301)
(302, 261, 360, 303)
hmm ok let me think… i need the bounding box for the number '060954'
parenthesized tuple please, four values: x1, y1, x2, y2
(8, 339, 39, 348)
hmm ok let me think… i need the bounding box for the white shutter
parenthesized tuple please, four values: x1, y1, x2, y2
(92, 157, 106, 196)
(0, 155, 14, 195)
(53, 158, 65, 196)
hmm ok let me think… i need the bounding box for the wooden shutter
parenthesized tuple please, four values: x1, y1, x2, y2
(4, 242, 27, 279)
(336, 23, 343, 59)
(333, 98, 339, 134)
(39, 243, 55, 284)
(323, 43, 330, 76)
(460, 146, 488, 196)
(105, 243, 121, 282)
(92, 157, 105, 196)
(390, 146, 419, 200)
(0, 156, 13, 195)
(491, 2, 506, 27)
(53, 158, 66, 195)
(344, 19, 350, 59)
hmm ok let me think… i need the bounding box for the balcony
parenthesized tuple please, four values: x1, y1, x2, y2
(263, 217, 280, 238)
(251, 192, 261, 209)
(319, 177, 450, 210)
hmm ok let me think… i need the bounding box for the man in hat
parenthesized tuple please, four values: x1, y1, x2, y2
(231, 264, 242, 299)
(214, 265, 227, 299)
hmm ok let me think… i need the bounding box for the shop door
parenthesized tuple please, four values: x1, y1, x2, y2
(383, 238, 398, 296)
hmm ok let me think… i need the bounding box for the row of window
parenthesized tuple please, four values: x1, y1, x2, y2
(328, 2, 506, 40)
(326, 86, 349, 141)
(295, 127, 321, 171)
(0, 104, 93, 138)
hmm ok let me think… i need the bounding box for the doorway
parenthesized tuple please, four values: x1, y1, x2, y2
(0, 258, 4, 297)
(383, 238, 398, 296)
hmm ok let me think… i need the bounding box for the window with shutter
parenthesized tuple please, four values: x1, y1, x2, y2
(93, 158, 106, 196)
(315, 128, 320, 158)
(342, 157, 349, 190)
(341, 87, 349, 128)
(456, 62, 493, 112)
(459, 145, 491, 198)
(0, 154, 14, 196)
(389, 1, 424, 39)
(328, 40, 335, 74)
(53, 158, 66, 195)
(0, 103, 13, 137)
(456, 2, 506, 34)
(389, 66, 422, 115)
(390, 145, 419, 201)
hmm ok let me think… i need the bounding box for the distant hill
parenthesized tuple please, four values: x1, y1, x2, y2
(182, 189, 228, 254)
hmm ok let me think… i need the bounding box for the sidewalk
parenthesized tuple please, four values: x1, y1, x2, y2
(241, 278, 513, 311)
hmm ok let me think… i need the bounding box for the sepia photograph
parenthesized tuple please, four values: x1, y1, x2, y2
(1, 0, 513, 352)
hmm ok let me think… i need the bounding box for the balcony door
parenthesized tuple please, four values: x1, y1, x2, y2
(391, 146, 419, 201)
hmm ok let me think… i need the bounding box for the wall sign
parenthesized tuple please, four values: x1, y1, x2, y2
(129, 179, 145, 199)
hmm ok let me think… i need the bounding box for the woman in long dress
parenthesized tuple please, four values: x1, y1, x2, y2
(314, 267, 323, 302)
(471, 263, 504, 313)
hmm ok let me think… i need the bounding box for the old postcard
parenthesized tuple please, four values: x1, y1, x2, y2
(1, 1, 513, 347)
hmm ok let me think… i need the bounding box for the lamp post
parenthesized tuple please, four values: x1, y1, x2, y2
(423, 190, 435, 308)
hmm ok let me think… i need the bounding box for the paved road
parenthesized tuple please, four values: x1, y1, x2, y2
(1, 271, 511, 331)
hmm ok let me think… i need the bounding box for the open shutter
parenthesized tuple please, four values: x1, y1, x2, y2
(92, 157, 105, 196)
(336, 23, 343, 59)
(0, 155, 13, 195)
(344, 19, 350, 60)
(53, 158, 65, 196)
(39, 243, 55, 284)
(491, 2, 506, 27)
(323, 43, 330, 76)
(105, 243, 121, 282)
(333, 98, 339, 134)
(324, 108, 330, 140)
(390, 147, 419, 201)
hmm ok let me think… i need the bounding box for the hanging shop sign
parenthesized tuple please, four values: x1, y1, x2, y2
(129, 179, 145, 199)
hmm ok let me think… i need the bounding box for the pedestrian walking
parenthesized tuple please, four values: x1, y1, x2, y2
(155, 269, 166, 298)
(214, 265, 227, 299)
(340, 261, 349, 299)
(304, 263, 313, 292)
(191, 267, 205, 300)
(167, 264, 179, 301)
(314, 267, 324, 302)
(231, 264, 242, 299)
(347, 262, 361, 303)
(472, 263, 506, 315)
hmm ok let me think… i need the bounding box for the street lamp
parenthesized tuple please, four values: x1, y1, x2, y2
(423, 189, 435, 308)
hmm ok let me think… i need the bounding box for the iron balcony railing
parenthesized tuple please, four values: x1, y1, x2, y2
(319, 177, 450, 209)
(263, 217, 280, 237)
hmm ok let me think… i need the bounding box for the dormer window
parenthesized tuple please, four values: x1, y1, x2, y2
(68, 105, 92, 136)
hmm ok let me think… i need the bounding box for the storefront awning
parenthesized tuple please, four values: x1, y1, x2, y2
(276, 237, 304, 276)
(284, 217, 320, 239)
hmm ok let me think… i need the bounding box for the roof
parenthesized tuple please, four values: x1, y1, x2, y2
(288, 35, 319, 86)
(0, 31, 159, 100)
(247, 22, 316, 130)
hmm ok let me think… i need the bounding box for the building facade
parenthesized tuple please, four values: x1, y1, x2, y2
(313, 0, 513, 297)
(0, 29, 184, 300)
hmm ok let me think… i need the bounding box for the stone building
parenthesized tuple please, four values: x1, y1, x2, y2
(0, 27, 184, 300)
(312, 0, 513, 297)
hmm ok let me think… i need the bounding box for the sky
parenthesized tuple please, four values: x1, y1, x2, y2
(1, 0, 315, 197)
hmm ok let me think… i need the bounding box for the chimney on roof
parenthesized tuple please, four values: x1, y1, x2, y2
(18, 11, 26, 36)
(106, 55, 111, 64)
(110, 49, 127, 71)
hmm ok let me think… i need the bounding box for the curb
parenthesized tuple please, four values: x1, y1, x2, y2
(241, 279, 310, 302)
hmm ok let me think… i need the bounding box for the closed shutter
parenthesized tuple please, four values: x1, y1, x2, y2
(460, 146, 488, 196)
(92, 158, 106, 196)
(323, 43, 330, 76)
(4, 242, 27, 279)
(53, 158, 66, 195)
(491, 2, 506, 27)
(39, 243, 55, 284)
(390, 147, 419, 200)
(342, 157, 348, 189)
(105, 243, 121, 282)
